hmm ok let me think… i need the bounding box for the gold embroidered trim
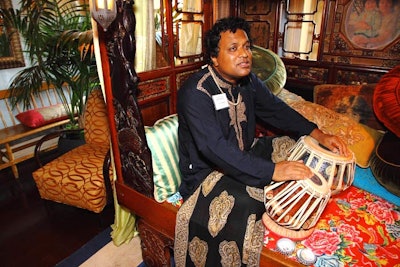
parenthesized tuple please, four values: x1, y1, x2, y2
(228, 100, 247, 151)
(206, 66, 247, 150)
(174, 185, 202, 267)
(189, 236, 208, 267)
(242, 215, 264, 266)
(197, 72, 212, 98)
(271, 136, 296, 163)
(207, 66, 232, 89)
(246, 186, 264, 202)
(208, 191, 235, 237)
(209, 66, 241, 106)
(202, 171, 223, 197)
(219, 240, 241, 267)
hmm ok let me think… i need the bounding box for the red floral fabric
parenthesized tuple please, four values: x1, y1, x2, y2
(264, 186, 400, 266)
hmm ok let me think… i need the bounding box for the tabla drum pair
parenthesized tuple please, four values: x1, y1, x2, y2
(262, 136, 355, 239)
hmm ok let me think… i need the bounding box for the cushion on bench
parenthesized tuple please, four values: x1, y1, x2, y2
(145, 114, 181, 202)
(373, 65, 400, 137)
(15, 103, 68, 128)
(0, 87, 72, 178)
(277, 88, 383, 168)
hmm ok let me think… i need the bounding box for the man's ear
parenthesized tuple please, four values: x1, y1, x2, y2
(211, 57, 218, 66)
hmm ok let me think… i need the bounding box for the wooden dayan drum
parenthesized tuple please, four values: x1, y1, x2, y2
(287, 136, 355, 195)
(262, 171, 331, 240)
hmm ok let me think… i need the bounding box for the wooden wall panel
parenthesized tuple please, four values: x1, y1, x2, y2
(235, 0, 400, 101)
(140, 99, 170, 126)
(137, 77, 171, 102)
(137, 69, 204, 126)
(237, 0, 277, 50)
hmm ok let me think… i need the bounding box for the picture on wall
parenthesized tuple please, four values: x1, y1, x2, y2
(344, 0, 399, 49)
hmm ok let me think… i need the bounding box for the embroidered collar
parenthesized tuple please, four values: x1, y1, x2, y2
(208, 65, 245, 90)
(208, 65, 242, 106)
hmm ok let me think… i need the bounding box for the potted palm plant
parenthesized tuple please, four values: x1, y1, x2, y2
(0, 0, 97, 129)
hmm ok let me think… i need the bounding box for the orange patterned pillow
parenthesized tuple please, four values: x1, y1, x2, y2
(278, 89, 383, 168)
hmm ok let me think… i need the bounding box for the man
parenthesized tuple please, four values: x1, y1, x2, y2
(174, 17, 349, 266)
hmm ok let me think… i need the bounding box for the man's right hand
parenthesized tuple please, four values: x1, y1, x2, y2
(272, 160, 313, 182)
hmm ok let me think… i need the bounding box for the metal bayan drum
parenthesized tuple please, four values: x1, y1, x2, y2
(288, 136, 355, 195)
(262, 171, 330, 240)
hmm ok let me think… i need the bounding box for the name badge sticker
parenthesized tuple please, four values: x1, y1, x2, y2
(212, 93, 229, 110)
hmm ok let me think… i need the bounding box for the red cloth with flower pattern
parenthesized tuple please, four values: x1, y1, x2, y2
(264, 186, 400, 267)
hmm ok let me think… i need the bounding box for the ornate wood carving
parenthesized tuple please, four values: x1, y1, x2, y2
(138, 219, 174, 267)
(239, 0, 276, 50)
(102, 0, 154, 198)
(137, 77, 170, 101)
(286, 65, 329, 84)
(335, 69, 384, 84)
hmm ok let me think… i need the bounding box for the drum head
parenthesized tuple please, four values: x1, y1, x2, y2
(288, 136, 356, 195)
(302, 172, 330, 196)
(303, 136, 354, 162)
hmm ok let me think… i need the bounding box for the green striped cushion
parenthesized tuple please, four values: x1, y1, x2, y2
(145, 114, 181, 202)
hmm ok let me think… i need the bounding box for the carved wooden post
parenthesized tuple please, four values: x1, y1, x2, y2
(99, 0, 154, 198)
(97, 2, 176, 265)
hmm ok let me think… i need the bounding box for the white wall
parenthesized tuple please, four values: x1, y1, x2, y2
(0, 0, 30, 90)
(0, 67, 27, 90)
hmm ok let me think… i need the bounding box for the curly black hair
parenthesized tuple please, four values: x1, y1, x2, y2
(204, 17, 252, 64)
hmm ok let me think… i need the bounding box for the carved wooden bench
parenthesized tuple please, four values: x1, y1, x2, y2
(0, 87, 71, 178)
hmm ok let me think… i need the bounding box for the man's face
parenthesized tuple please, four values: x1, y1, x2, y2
(211, 29, 252, 85)
(365, 0, 377, 10)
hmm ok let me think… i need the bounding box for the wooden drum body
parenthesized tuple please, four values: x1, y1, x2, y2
(288, 136, 355, 195)
(262, 171, 330, 240)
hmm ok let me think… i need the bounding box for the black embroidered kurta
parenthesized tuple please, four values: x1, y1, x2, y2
(177, 66, 317, 199)
(174, 66, 317, 266)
